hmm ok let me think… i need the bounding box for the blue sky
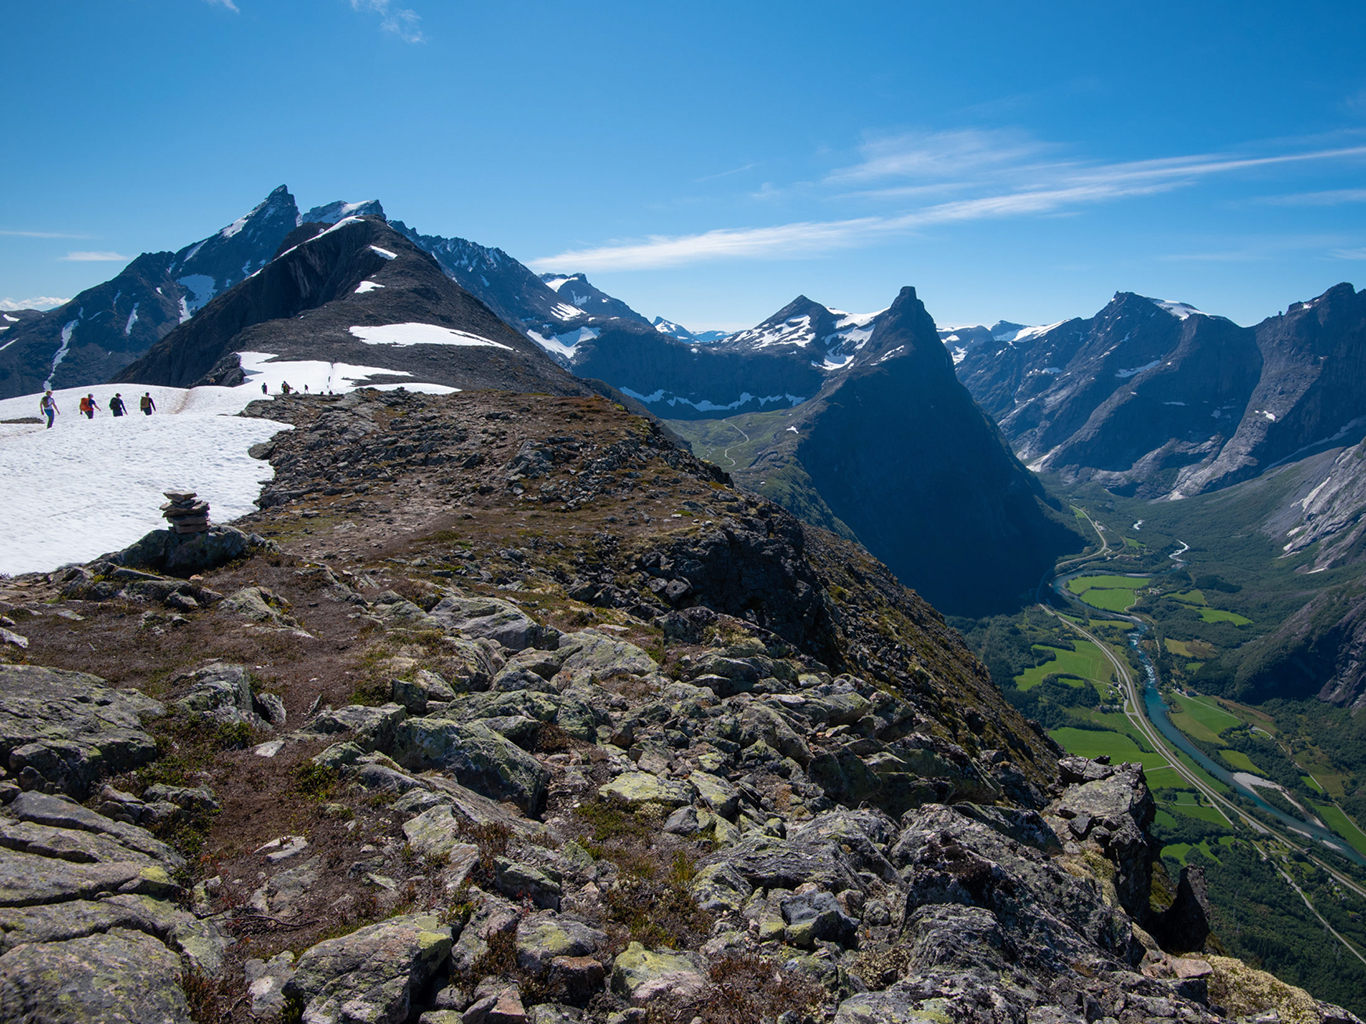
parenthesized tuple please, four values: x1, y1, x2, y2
(3, 1, 1366, 331)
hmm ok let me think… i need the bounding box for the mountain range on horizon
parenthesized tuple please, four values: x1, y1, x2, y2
(5, 184, 1366, 627)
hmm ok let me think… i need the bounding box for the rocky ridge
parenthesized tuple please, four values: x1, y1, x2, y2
(0, 388, 1356, 1024)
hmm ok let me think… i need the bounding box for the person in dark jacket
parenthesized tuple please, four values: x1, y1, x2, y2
(139, 392, 156, 415)
(109, 393, 127, 417)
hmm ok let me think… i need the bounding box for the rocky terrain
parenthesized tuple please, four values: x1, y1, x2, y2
(0, 387, 1354, 1024)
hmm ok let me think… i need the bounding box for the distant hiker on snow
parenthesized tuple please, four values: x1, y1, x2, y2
(79, 393, 99, 419)
(40, 391, 58, 428)
(281, 381, 292, 395)
(109, 393, 127, 417)
(261, 383, 268, 394)
(139, 392, 156, 415)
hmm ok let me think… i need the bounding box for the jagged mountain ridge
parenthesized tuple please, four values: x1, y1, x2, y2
(0, 187, 383, 399)
(951, 284, 1366, 501)
(116, 216, 593, 398)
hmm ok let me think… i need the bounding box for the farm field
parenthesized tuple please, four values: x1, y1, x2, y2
(1049, 723, 1171, 773)
(1219, 749, 1261, 773)
(1168, 693, 1243, 746)
(1199, 608, 1253, 626)
(1014, 641, 1115, 691)
(1311, 802, 1366, 859)
(1067, 574, 1149, 614)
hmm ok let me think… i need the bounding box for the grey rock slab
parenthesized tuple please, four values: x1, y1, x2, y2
(0, 925, 190, 1024)
(834, 988, 949, 1024)
(306, 703, 408, 752)
(246, 950, 297, 1017)
(430, 593, 553, 652)
(8, 791, 184, 867)
(706, 833, 861, 893)
(393, 719, 549, 815)
(0, 819, 167, 866)
(0, 664, 162, 799)
(285, 912, 453, 1024)
(597, 772, 695, 809)
(515, 913, 607, 974)
(0, 847, 163, 907)
(552, 630, 658, 686)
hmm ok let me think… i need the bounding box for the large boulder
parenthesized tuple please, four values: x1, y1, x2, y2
(283, 913, 453, 1024)
(392, 719, 549, 815)
(0, 665, 163, 798)
(609, 941, 706, 1006)
(429, 593, 557, 652)
(109, 524, 276, 576)
(0, 927, 191, 1024)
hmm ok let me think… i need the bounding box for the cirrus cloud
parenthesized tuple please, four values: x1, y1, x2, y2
(61, 251, 131, 262)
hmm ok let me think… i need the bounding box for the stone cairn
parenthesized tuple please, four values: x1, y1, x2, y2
(161, 490, 210, 535)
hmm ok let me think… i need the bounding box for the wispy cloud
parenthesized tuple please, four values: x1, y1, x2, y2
(61, 251, 131, 262)
(1, 297, 69, 311)
(531, 139, 1366, 272)
(695, 162, 758, 183)
(1331, 247, 1366, 260)
(1259, 188, 1366, 206)
(350, 0, 423, 42)
(0, 229, 91, 239)
(202, 0, 240, 12)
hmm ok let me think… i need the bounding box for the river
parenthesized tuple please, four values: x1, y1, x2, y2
(1052, 562, 1366, 869)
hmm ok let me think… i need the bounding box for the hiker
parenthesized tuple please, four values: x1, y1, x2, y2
(79, 393, 99, 419)
(109, 393, 127, 416)
(139, 392, 156, 415)
(261, 382, 268, 394)
(281, 381, 292, 395)
(39, 391, 58, 428)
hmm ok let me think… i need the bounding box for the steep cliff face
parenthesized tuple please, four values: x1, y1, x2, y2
(748, 288, 1084, 616)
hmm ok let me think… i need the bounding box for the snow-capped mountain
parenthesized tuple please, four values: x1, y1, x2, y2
(0, 186, 382, 399)
(118, 216, 591, 400)
(539, 273, 651, 326)
(949, 286, 1366, 499)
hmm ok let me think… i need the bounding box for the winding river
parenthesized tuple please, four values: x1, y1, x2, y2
(1053, 560, 1366, 869)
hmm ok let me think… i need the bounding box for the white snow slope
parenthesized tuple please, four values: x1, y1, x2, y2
(0, 358, 457, 574)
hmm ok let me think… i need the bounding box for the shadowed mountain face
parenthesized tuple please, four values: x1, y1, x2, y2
(731, 288, 1084, 616)
(116, 217, 592, 398)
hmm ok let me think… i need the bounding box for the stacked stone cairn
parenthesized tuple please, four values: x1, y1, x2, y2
(161, 490, 210, 534)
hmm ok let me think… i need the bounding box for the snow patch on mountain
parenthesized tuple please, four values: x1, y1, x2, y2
(45, 321, 77, 390)
(527, 327, 599, 361)
(237, 351, 457, 395)
(369, 246, 397, 261)
(993, 320, 1066, 344)
(1150, 298, 1206, 320)
(124, 304, 139, 335)
(728, 314, 816, 350)
(354, 280, 384, 294)
(177, 275, 217, 315)
(348, 323, 511, 350)
(1115, 359, 1162, 379)
(550, 302, 585, 321)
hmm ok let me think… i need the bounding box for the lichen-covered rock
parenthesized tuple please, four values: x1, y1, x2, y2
(0, 926, 190, 1024)
(515, 913, 607, 974)
(0, 665, 162, 798)
(598, 771, 696, 809)
(284, 913, 453, 1024)
(111, 523, 276, 575)
(393, 719, 549, 815)
(430, 592, 557, 652)
(552, 630, 657, 685)
(306, 703, 408, 752)
(609, 941, 706, 1006)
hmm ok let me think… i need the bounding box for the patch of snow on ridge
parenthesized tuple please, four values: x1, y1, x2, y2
(993, 320, 1066, 344)
(1115, 359, 1161, 379)
(1151, 298, 1206, 320)
(527, 327, 599, 361)
(729, 314, 815, 350)
(124, 303, 139, 335)
(542, 275, 572, 292)
(369, 246, 397, 260)
(0, 383, 290, 575)
(348, 323, 512, 350)
(354, 280, 384, 294)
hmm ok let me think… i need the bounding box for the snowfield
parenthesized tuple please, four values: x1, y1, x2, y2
(0, 359, 456, 574)
(0, 384, 288, 575)
(348, 323, 511, 349)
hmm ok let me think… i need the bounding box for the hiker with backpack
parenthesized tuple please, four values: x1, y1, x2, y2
(79, 393, 100, 419)
(39, 391, 58, 428)
(109, 393, 127, 417)
(139, 392, 156, 415)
